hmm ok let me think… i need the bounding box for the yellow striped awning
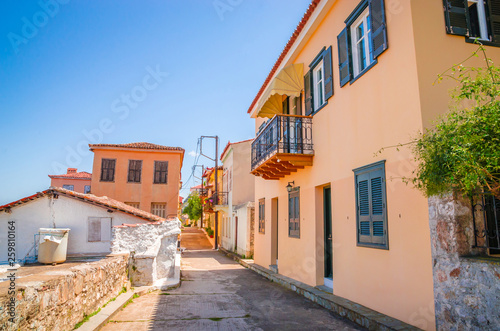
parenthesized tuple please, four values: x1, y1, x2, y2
(256, 63, 304, 118)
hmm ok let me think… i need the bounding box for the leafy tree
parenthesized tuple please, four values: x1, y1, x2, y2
(182, 193, 202, 221)
(410, 45, 500, 198)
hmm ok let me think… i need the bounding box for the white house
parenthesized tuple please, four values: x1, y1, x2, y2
(0, 187, 165, 264)
(218, 140, 255, 257)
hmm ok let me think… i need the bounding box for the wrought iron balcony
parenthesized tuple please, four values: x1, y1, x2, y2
(251, 114, 313, 180)
(209, 192, 229, 206)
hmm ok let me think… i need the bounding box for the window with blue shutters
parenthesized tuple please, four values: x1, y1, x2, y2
(353, 161, 388, 249)
(338, 0, 388, 87)
(443, 0, 500, 46)
(288, 187, 300, 238)
(304, 47, 334, 116)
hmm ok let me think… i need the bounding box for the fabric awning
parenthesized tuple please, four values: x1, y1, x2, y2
(256, 63, 304, 118)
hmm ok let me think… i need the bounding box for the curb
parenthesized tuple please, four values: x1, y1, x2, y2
(218, 247, 420, 331)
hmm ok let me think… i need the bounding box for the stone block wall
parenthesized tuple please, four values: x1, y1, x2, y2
(429, 195, 500, 330)
(0, 254, 129, 331)
(111, 219, 180, 287)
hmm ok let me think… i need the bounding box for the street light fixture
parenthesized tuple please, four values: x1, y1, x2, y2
(286, 181, 295, 193)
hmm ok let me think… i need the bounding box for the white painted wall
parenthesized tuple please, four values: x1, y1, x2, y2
(220, 141, 255, 256)
(234, 202, 254, 257)
(0, 195, 150, 263)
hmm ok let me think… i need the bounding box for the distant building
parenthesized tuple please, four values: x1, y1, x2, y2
(48, 168, 91, 193)
(89, 142, 184, 218)
(218, 140, 255, 258)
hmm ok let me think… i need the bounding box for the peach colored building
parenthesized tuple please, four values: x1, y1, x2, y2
(89, 142, 184, 218)
(247, 0, 500, 329)
(48, 168, 91, 193)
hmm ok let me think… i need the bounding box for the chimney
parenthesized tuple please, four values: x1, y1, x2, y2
(67, 168, 77, 174)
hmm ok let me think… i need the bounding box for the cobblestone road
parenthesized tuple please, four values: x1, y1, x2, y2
(101, 227, 363, 330)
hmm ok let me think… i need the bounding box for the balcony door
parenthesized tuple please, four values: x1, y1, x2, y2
(282, 96, 303, 154)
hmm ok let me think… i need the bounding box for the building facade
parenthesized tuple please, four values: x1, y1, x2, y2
(247, 0, 500, 329)
(202, 166, 223, 241)
(89, 142, 184, 218)
(219, 140, 255, 257)
(48, 168, 91, 193)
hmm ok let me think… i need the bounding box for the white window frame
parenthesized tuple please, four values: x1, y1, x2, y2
(312, 60, 325, 111)
(351, 8, 373, 77)
(468, 0, 489, 41)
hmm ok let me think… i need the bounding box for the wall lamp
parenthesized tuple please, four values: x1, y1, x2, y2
(286, 181, 295, 193)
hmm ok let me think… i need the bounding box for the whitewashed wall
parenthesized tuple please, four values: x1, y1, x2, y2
(235, 202, 254, 257)
(0, 195, 150, 263)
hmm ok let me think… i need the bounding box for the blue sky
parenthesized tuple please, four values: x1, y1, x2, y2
(0, 0, 311, 204)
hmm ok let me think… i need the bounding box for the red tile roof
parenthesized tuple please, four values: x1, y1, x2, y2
(48, 171, 92, 180)
(247, 0, 321, 114)
(89, 142, 184, 152)
(0, 187, 176, 223)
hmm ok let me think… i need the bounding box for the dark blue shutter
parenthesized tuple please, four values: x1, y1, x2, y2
(486, 0, 500, 43)
(355, 164, 387, 247)
(304, 71, 313, 115)
(357, 173, 371, 243)
(369, 0, 388, 58)
(337, 27, 351, 87)
(370, 173, 386, 244)
(443, 0, 469, 36)
(323, 46, 334, 100)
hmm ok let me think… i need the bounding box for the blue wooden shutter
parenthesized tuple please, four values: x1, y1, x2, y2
(357, 172, 372, 243)
(355, 163, 387, 247)
(369, 169, 386, 245)
(369, 0, 388, 58)
(486, 0, 500, 43)
(304, 71, 313, 115)
(442, 0, 469, 36)
(337, 27, 351, 87)
(323, 46, 334, 100)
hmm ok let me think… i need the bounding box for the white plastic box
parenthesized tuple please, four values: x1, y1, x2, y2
(38, 228, 71, 264)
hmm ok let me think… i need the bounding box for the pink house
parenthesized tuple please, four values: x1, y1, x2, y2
(48, 168, 92, 193)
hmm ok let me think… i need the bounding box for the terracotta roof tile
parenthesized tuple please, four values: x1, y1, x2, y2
(89, 142, 184, 152)
(0, 187, 177, 224)
(48, 171, 92, 180)
(247, 0, 321, 114)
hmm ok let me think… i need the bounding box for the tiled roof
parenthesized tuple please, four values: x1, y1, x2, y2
(89, 142, 184, 152)
(0, 187, 175, 223)
(48, 171, 92, 180)
(247, 0, 321, 114)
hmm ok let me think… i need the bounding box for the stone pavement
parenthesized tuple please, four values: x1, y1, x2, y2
(101, 227, 363, 330)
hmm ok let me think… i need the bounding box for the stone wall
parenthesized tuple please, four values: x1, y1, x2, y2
(0, 254, 128, 331)
(111, 219, 180, 287)
(429, 195, 500, 330)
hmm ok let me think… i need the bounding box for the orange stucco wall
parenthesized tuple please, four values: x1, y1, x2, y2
(249, 0, 500, 328)
(90, 148, 183, 217)
(50, 178, 91, 194)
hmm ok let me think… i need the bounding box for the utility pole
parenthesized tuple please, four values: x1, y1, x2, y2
(192, 164, 204, 228)
(200, 136, 219, 249)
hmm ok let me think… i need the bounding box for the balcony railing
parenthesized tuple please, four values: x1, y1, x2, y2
(209, 192, 228, 206)
(251, 114, 313, 172)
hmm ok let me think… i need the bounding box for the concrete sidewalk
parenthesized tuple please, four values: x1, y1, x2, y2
(100, 228, 362, 330)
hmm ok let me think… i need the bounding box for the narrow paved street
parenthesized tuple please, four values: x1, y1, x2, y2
(102, 228, 363, 330)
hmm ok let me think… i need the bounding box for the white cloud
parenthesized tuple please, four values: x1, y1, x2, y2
(188, 151, 199, 157)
